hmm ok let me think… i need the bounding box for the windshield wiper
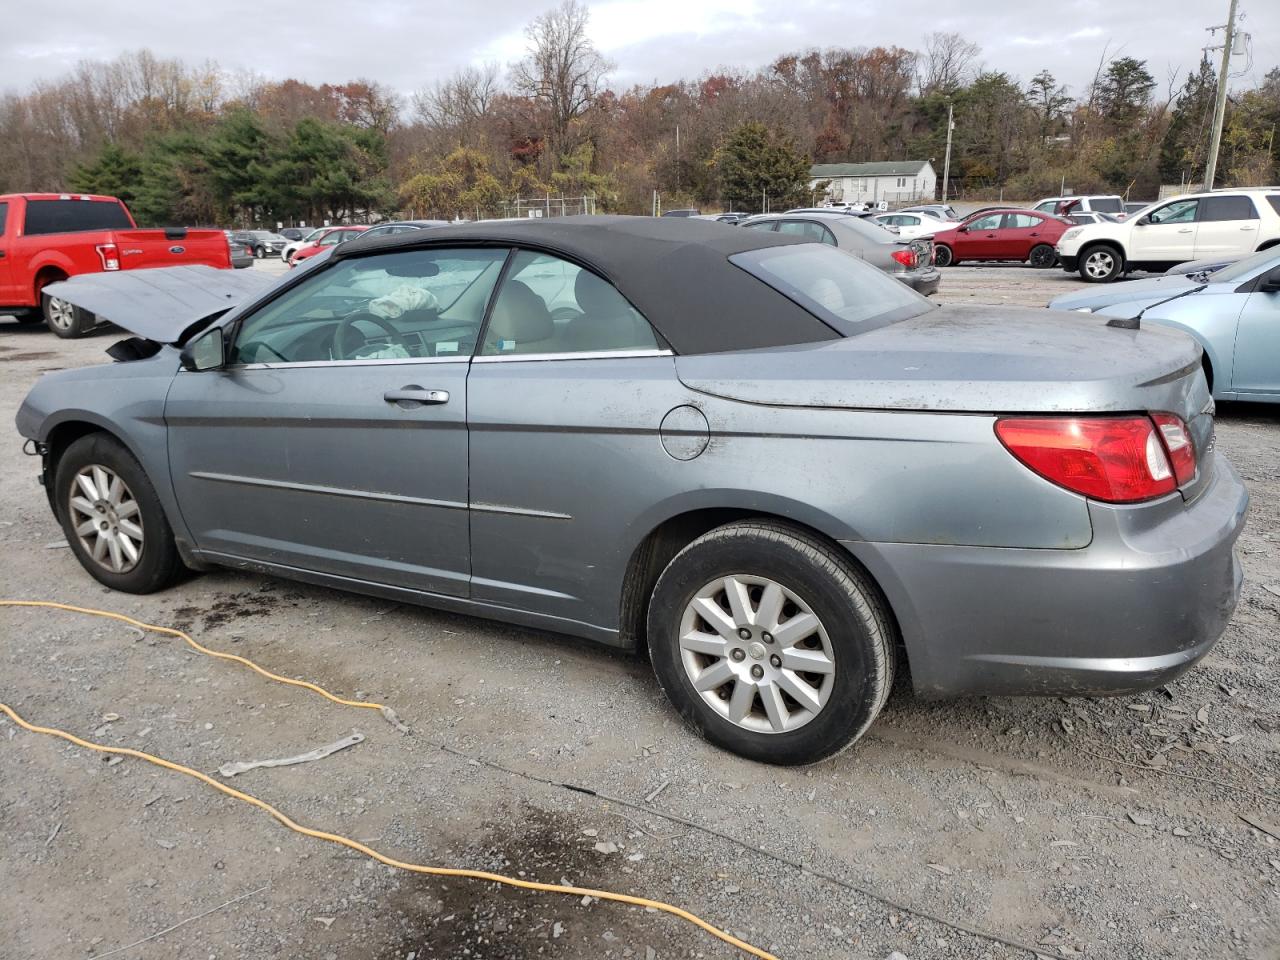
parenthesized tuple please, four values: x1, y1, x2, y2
(1106, 283, 1207, 330)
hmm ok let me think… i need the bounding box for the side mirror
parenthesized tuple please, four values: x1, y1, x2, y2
(1260, 270, 1280, 293)
(1136, 215, 1152, 226)
(180, 326, 225, 372)
(957, 225, 968, 233)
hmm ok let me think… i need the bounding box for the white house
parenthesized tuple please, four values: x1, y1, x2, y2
(808, 161, 937, 206)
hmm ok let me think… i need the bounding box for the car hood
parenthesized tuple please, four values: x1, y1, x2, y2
(1049, 273, 1197, 311)
(676, 303, 1206, 417)
(41, 266, 276, 344)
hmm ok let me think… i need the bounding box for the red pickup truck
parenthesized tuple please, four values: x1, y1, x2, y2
(0, 193, 232, 337)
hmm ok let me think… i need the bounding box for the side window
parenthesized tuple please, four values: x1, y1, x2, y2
(743, 220, 777, 231)
(231, 247, 508, 364)
(1003, 213, 1040, 229)
(1149, 199, 1198, 224)
(1034, 201, 1056, 213)
(1268, 196, 1280, 216)
(777, 220, 835, 245)
(0, 201, 7, 236)
(1200, 195, 1258, 222)
(968, 214, 1003, 231)
(480, 251, 659, 357)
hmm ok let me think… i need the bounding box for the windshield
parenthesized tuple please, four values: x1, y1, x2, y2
(1206, 247, 1280, 284)
(730, 243, 935, 336)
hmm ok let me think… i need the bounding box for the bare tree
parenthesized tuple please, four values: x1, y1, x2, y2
(414, 63, 501, 130)
(510, 0, 613, 162)
(918, 32, 980, 94)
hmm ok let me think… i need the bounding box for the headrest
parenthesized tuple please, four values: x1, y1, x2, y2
(488, 280, 553, 345)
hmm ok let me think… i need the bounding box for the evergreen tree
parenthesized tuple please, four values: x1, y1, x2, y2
(1159, 57, 1217, 185)
(715, 122, 811, 212)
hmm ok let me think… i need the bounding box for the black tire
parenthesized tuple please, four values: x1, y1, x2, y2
(1078, 244, 1124, 283)
(254, 245, 266, 259)
(646, 520, 895, 765)
(933, 244, 955, 267)
(42, 292, 95, 338)
(1028, 243, 1057, 269)
(54, 433, 185, 594)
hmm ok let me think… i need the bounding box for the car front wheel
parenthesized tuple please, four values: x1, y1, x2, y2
(54, 433, 185, 593)
(1079, 245, 1124, 282)
(647, 520, 895, 765)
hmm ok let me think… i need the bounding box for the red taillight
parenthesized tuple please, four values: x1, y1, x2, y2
(891, 248, 918, 270)
(1151, 412, 1197, 486)
(95, 243, 120, 271)
(995, 416, 1185, 503)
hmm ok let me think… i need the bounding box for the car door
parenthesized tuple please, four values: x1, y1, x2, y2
(465, 249, 688, 630)
(954, 213, 1005, 260)
(0, 201, 12, 301)
(1228, 265, 1280, 396)
(999, 212, 1048, 259)
(165, 245, 509, 596)
(1194, 194, 1262, 260)
(1130, 198, 1199, 262)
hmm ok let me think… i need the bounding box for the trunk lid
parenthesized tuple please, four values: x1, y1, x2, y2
(677, 303, 1216, 493)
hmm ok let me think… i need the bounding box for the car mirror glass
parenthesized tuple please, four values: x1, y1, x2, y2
(1260, 270, 1280, 293)
(180, 326, 225, 372)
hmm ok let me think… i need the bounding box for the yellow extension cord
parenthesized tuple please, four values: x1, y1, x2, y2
(0, 600, 778, 960)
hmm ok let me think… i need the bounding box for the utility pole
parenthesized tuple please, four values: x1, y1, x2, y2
(941, 101, 955, 203)
(1203, 0, 1239, 191)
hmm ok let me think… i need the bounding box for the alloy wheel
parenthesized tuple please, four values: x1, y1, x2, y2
(68, 464, 145, 573)
(678, 575, 836, 734)
(1084, 250, 1116, 279)
(45, 297, 76, 332)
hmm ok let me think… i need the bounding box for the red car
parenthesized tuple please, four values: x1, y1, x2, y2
(288, 225, 368, 266)
(931, 209, 1071, 268)
(0, 193, 232, 336)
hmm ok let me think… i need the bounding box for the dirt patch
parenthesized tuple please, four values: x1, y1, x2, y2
(0, 351, 58, 361)
(171, 589, 282, 632)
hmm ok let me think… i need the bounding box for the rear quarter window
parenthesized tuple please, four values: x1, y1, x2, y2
(1200, 195, 1258, 222)
(1268, 196, 1280, 216)
(0, 202, 7, 236)
(23, 199, 134, 235)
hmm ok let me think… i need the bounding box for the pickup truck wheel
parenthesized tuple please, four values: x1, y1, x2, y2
(1029, 244, 1057, 268)
(54, 434, 184, 594)
(1079, 245, 1124, 283)
(933, 244, 954, 267)
(42, 293, 94, 338)
(647, 520, 894, 765)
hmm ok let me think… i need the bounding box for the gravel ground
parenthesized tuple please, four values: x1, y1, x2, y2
(1, 260, 1278, 960)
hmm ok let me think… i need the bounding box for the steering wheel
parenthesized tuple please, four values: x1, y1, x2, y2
(331, 311, 414, 360)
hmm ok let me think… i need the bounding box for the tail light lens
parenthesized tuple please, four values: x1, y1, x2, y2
(891, 248, 918, 270)
(95, 243, 120, 271)
(1151, 413, 1197, 486)
(995, 415, 1194, 503)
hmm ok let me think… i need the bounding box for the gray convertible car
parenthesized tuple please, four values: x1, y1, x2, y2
(15, 217, 1248, 764)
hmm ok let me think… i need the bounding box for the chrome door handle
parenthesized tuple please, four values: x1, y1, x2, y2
(384, 386, 449, 406)
(1178, 228, 1194, 233)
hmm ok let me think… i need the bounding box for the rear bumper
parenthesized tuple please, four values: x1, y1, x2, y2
(901, 267, 941, 296)
(843, 451, 1248, 698)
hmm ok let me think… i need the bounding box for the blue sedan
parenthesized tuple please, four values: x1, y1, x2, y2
(1049, 248, 1280, 403)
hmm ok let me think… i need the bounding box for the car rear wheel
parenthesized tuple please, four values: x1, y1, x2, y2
(42, 293, 95, 339)
(254, 245, 266, 259)
(647, 520, 895, 765)
(1029, 243, 1057, 268)
(933, 244, 955, 267)
(1080, 245, 1124, 282)
(54, 434, 185, 593)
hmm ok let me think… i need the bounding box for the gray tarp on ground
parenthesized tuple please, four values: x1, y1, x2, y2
(43, 265, 276, 343)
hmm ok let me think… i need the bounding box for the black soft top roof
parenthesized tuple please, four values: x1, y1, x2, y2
(333, 215, 840, 354)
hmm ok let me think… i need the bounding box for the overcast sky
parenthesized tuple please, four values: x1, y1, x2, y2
(5, 0, 1276, 103)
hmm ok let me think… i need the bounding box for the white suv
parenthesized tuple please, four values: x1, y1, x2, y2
(1033, 195, 1125, 217)
(1055, 188, 1280, 282)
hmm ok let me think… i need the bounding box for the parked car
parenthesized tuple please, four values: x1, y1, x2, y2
(660, 209, 700, 218)
(0, 193, 232, 337)
(930, 209, 1071, 268)
(279, 228, 306, 242)
(1166, 255, 1239, 277)
(288, 225, 369, 266)
(1065, 212, 1122, 226)
(282, 228, 327, 262)
(743, 212, 939, 295)
(1125, 202, 1153, 217)
(360, 220, 450, 240)
(785, 207, 880, 220)
(1055, 188, 1280, 282)
(715, 213, 748, 225)
(1032, 195, 1125, 217)
(223, 232, 254, 269)
(237, 230, 289, 259)
(898, 204, 959, 221)
(872, 212, 948, 239)
(16, 216, 1246, 764)
(1049, 247, 1280, 402)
